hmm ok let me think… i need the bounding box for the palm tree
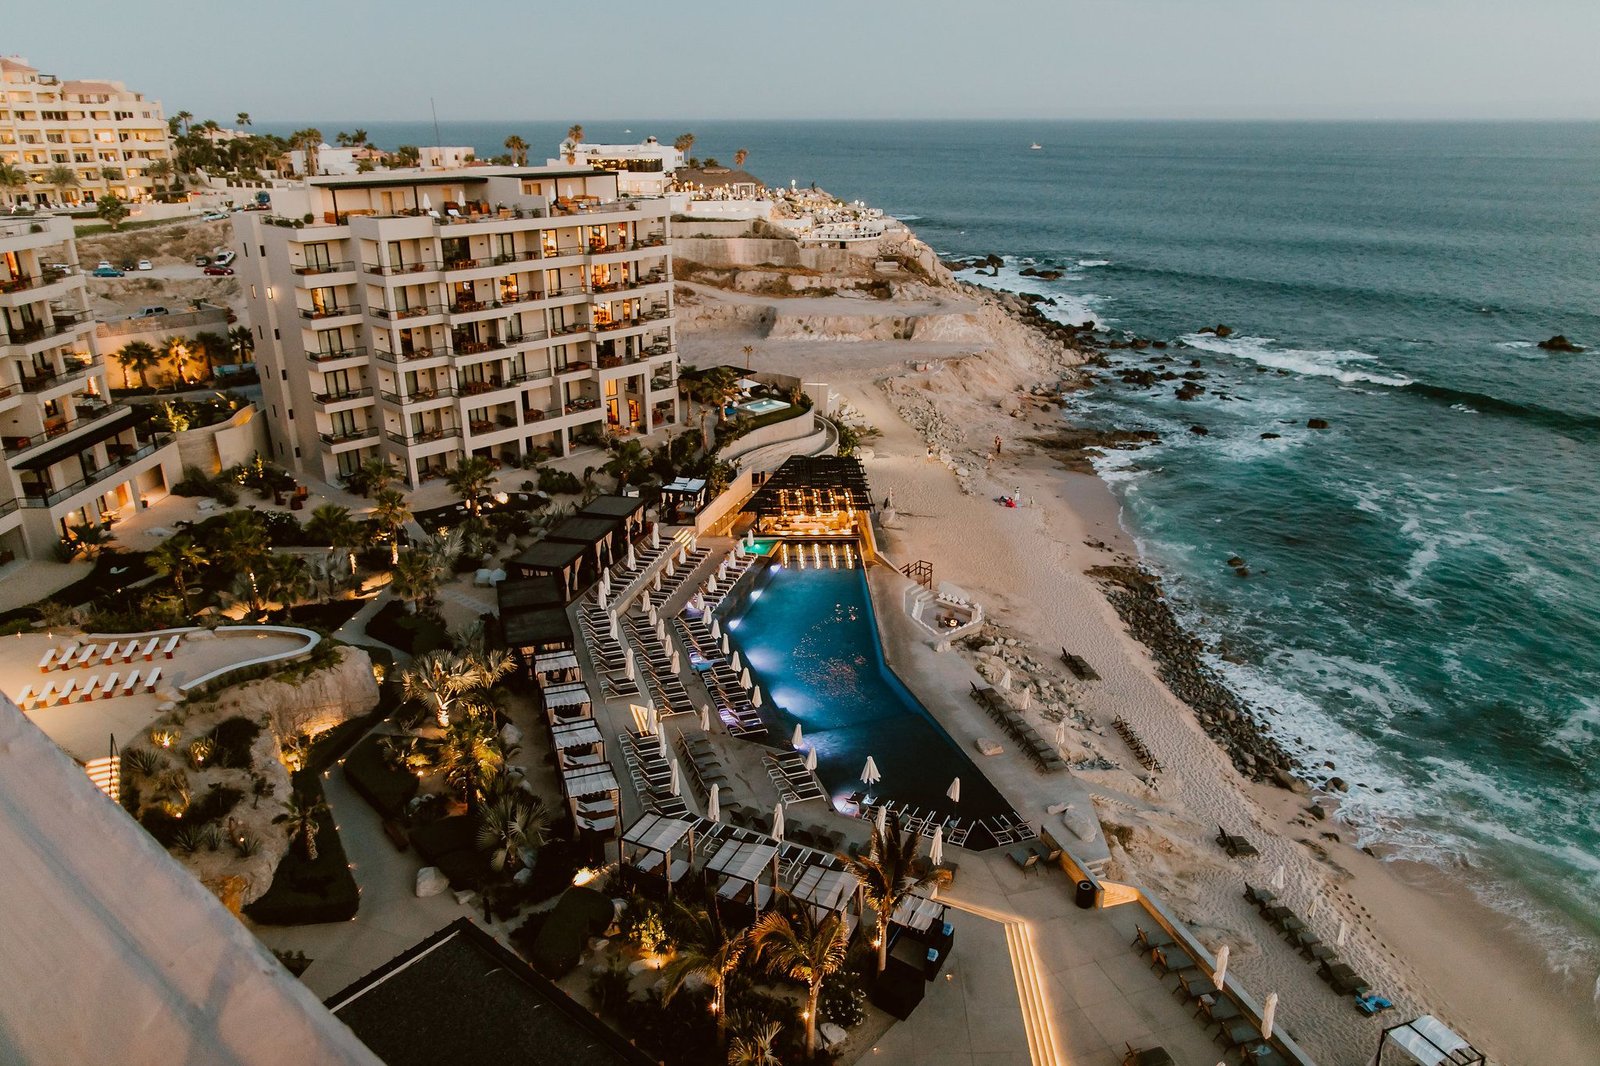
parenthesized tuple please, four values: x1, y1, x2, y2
(357, 456, 400, 496)
(660, 900, 749, 1048)
(444, 454, 495, 516)
(277, 792, 330, 860)
(216, 509, 270, 608)
(435, 715, 504, 806)
(264, 552, 313, 608)
(236, 112, 251, 128)
(602, 439, 649, 489)
(291, 128, 324, 177)
(44, 165, 78, 206)
(114, 341, 162, 390)
(476, 795, 551, 873)
(392, 547, 442, 614)
(147, 535, 206, 615)
(0, 162, 27, 207)
(227, 325, 254, 364)
(563, 124, 585, 163)
(307, 503, 361, 578)
(402, 648, 513, 728)
(843, 823, 951, 973)
(749, 902, 849, 1059)
(734, 147, 749, 168)
(173, 110, 194, 136)
(673, 133, 696, 159)
(728, 1022, 782, 1066)
(191, 331, 228, 380)
(146, 158, 172, 198)
(369, 487, 411, 564)
(504, 135, 528, 166)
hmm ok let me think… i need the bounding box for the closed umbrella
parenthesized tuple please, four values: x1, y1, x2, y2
(623, 649, 636, 680)
(720, 634, 731, 654)
(679, 545, 688, 565)
(1018, 689, 1031, 710)
(609, 616, 621, 641)
(666, 557, 675, 577)
(647, 704, 659, 735)
(669, 650, 681, 674)
(651, 526, 660, 549)
(707, 575, 719, 593)
(772, 803, 785, 842)
(596, 586, 607, 609)
(731, 650, 743, 673)
(710, 618, 722, 640)
(946, 777, 961, 803)
(657, 728, 669, 763)
(875, 804, 887, 837)
(1212, 945, 1230, 990)
(1336, 920, 1347, 948)
(707, 783, 721, 822)
(700, 705, 711, 731)
(656, 619, 668, 643)
(647, 604, 659, 626)
(421, 192, 432, 213)
(1054, 718, 1066, 747)
(805, 747, 817, 771)
(627, 543, 636, 570)
(740, 667, 752, 690)
(751, 686, 763, 708)
(670, 759, 682, 796)
(862, 756, 881, 785)
(792, 723, 803, 748)
(929, 825, 944, 867)
(1261, 992, 1278, 1040)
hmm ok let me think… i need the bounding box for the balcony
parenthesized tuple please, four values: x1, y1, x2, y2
(4, 311, 90, 347)
(521, 404, 564, 423)
(371, 303, 446, 321)
(20, 437, 168, 508)
(379, 386, 456, 406)
(466, 415, 519, 437)
(362, 259, 440, 276)
(298, 304, 358, 321)
(3, 402, 127, 457)
(0, 275, 36, 295)
(21, 359, 94, 394)
(386, 426, 460, 447)
(305, 346, 368, 365)
(292, 260, 356, 277)
(318, 427, 380, 446)
(311, 386, 374, 409)
(374, 345, 450, 365)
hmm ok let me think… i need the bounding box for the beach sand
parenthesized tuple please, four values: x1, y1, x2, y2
(677, 266, 1600, 1063)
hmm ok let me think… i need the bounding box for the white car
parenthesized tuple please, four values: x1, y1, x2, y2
(96, 260, 112, 270)
(136, 259, 152, 271)
(213, 250, 236, 267)
(200, 210, 227, 222)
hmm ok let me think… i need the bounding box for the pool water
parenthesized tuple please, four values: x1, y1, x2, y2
(720, 562, 1016, 842)
(739, 398, 791, 416)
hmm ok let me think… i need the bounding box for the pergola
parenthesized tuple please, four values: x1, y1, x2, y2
(576, 493, 648, 544)
(741, 456, 874, 535)
(1373, 1017, 1484, 1066)
(658, 477, 707, 524)
(540, 682, 593, 723)
(705, 837, 779, 910)
(621, 813, 695, 891)
(562, 762, 620, 836)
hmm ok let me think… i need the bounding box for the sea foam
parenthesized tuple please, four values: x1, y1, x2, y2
(1180, 333, 1413, 387)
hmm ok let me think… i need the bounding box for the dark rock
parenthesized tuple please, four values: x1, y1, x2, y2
(1131, 338, 1151, 350)
(1151, 340, 1168, 350)
(1019, 266, 1038, 277)
(1182, 370, 1206, 380)
(1233, 566, 1250, 578)
(1274, 769, 1311, 795)
(1226, 556, 1245, 568)
(1175, 382, 1205, 401)
(1328, 776, 1348, 792)
(985, 254, 1004, 268)
(1190, 359, 1202, 368)
(1260, 432, 1281, 439)
(1307, 418, 1330, 430)
(1308, 805, 1327, 821)
(1036, 270, 1062, 281)
(1198, 324, 1234, 338)
(1537, 334, 1584, 353)
(1189, 424, 1209, 436)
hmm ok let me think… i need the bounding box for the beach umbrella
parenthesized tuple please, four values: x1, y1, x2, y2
(1271, 864, 1285, 892)
(1261, 992, 1278, 1040)
(1336, 920, 1348, 948)
(1212, 945, 1230, 990)
(792, 723, 804, 748)
(805, 747, 817, 771)
(666, 557, 675, 577)
(946, 777, 961, 803)
(627, 543, 636, 570)
(670, 650, 681, 674)
(751, 686, 763, 708)
(679, 545, 688, 565)
(657, 728, 670, 763)
(700, 705, 711, 731)
(996, 668, 1011, 692)
(720, 634, 731, 654)
(647, 603, 658, 625)
(652, 571, 663, 592)
(707, 576, 719, 594)
(708, 783, 721, 822)
(772, 803, 785, 842)
(647, 704, 659, 735)
(875, 804, 887, 837)
(731, 650, 743, 673)
(609, 615, 621, 642)
(862, 756, 881, 785)
(710, 618, 722, 640)
(656, 619, 668, 643)
(1054, 718, 1066, 747)
(623, 649, 636, 680)
(670, 759, 682, 796)
(1018, 689, 1031, 710)
(929, 825, 944, 867)
(596, 586, 607, 609)
(651, 526, 660, 550)
(421, 192, 432, 212)
(740, 667, 752, 690)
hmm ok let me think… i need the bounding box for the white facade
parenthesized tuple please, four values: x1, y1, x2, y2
(0, 55, 172, 205)
(551, 137, 683, 196)
(234, 166, 680, 487)
(0, 216, 179, 558)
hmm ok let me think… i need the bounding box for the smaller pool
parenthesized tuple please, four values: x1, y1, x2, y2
(740, 398, 791, 416)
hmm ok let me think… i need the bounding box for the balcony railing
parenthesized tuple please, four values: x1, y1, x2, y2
(299, 305, 358, 321)
(361, 260, 440, 276)
(5, 312, 90, 346)
(3, 402, 127, 456)
(379, 386, 456, 406)
(318, 427, 380, 447)
(305, 346, 368, 364)
(21, 360, 94, 393)
(0, 498, 18, 520)
(292, 260, 356, 276)
(20, 437, 169, 508)
(311, 386, 374, 407)
(374, 345, 450, 364)
(0, 275, 36, 295)
(371, 303, 446, 321)
(509, 366, 553, 385)
(386, 426, 460, 447)
(522, 405, 563, 422)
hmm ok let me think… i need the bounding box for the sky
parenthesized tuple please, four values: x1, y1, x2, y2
(8, 0, 1600, 123)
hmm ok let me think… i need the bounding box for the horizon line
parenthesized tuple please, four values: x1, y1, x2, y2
(243, 115, 1600, 127)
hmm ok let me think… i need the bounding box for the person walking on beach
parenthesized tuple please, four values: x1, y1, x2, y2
(994, 435, 1003, 456)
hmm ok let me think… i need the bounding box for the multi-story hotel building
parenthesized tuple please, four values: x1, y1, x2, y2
(233, 166, 680, 487)
(0, 216, 178, 558)
(0, 55, 172, 205)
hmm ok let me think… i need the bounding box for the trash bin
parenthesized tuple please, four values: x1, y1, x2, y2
(1075, 879, 1097, 909)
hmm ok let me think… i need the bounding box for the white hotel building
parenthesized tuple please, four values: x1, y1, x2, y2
(233, 166, 679, 486)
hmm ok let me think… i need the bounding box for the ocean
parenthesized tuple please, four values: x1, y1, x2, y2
(268, 118, 1600, 982)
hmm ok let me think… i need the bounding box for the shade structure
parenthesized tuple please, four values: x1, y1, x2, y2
(731, 650, 743, 673)
(946, 777, 961, 803)
(772, 803, 785, 842)
(862, 756, 881, 785)
(1212, 945, 1230, 990)
(739, 668, 752, 690)
(700, 705, 711, 731)
(669, 759, 682, 796)
(751, 686, 763, 708)
(669, 650, 681, 674)
(791, 723, 804, 748)
(707, 783, 721, 822)
(929, 825, 944, 866)
(804, 747, 817, 771)
(1261, 992, 1278, 1039)
(1271, 864, 1285, 892)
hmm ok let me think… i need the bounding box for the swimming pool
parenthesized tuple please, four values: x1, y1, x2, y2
(720, 561, 1018, 847)
(739, 398, 791, 416)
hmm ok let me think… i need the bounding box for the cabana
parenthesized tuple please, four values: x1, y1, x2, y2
(532, 649, 581, 685)
(1372, 1016, 1484, 1066)
(545, 516, 620, 569)
(496, 577, 574, 672)
(507, 540, 588, 600)
(551, 718, 604, 767)
(540, 681, 593, 723)
(577, 493, 649, 544)
(562, 762, 620, 838)
(741, 456, 874, 537)
(705, 837, 779, 912)
(621, 812, 695, 895)
(658, 477, 708, 524)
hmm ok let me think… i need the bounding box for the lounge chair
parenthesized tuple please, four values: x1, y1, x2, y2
(37, 648, 56, 672)
(1007, 848, 1039, 874)
(1131, 924, 1174, 953)
(1243, 883, 1277, 907)
(1151, 947, 1199, 979)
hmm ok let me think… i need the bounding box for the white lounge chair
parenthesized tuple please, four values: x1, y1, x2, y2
(161, 634, 181, 659)
(141, 637, 159, 661)
(80, 674, 100, 701)
(37, 649, 56, 672)
(57, 642, 79, 668)
(73, 645, 95, 668)
(143, 667, 161, 692)
(99, 642, 119, 664)
(120, 642, 139, 663)
(17, 685, 33, 708)
(56, 679, 76, 704)
(36, 683, 55, 707)
(120, 670, 140, 695)
(100, 673, 119, 698)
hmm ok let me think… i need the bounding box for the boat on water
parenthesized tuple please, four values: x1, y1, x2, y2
(1030, 142, 1042, 150)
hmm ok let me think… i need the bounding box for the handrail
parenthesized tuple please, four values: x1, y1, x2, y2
(306, 346, 368, 364)
(20, 437, 169, 507)
(4, 402, 130, 456)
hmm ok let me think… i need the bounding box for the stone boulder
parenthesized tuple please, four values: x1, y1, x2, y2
(416, 867, 449, 897)
(1537, 334, 1584, 352)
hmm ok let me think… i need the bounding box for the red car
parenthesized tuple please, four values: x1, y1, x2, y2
(203, 264, 234, 276)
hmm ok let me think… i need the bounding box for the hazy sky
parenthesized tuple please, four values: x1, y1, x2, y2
(8, 0, 1600, 122)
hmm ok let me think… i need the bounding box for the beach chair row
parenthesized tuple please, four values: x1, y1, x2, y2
(623, 618, 696, 716)
(762, 751, 828, 804)
(1243, 883, 1371, 997)
(644, 547, 713, 609)
(38, 634, 180, 673)
(693, 552, 759, 611)
(619, 730, 689, 817)
(971, 683, 1068, 773)
(676, 733, 737, 803)
(1113, 715, 1164, 773)
(19, 667, 163, 709)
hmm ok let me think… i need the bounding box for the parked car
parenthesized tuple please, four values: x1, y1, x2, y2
(90, 266, 125, 278)
(200, 210, 228, 222)
(96, 260, 112, 270)
(133, 306, 170, 318)
(119, 261, 137, 272)
(136, 259, 152, 271)
(203, 264, 234, 276)
(213, 250, 236, 267)
(194, 255, 211, 267)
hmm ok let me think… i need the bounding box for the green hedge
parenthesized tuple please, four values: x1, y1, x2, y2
(524, 887, 615, 978)
(365, 600, 449, 654)
(243, 770, 359, 925)
(343, 734, 419, 821)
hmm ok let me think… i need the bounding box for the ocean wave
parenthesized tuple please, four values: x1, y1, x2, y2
(891, 214, 922, 221)
(1179, 333, 1415, 387)
(1450, 403, 1479, 414)
(964, 259, 1107, 327)
(1077, 258, 1111, 267)
(1399, 382, 1600, 436)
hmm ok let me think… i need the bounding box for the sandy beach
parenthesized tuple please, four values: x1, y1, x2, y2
(675, 246, 1600, 1064)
